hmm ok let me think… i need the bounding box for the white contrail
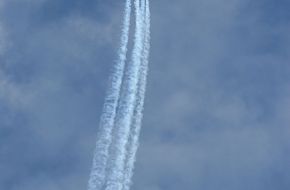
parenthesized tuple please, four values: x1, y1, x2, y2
(88, 0, 132, 189)
(122, 0, 150, 189)
(104, 0, 145, 189)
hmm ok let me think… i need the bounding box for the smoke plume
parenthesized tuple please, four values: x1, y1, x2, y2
(88, 0, 150, 190)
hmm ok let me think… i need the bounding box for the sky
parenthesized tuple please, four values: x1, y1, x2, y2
(0, 0, 290, 190)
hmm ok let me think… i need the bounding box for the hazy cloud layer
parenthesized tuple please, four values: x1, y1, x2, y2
(0, 0, 289, 190)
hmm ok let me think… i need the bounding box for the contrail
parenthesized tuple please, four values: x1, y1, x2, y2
(87, 0, 132, 189)
(122, 0, 150, 189)
(88, 0, 150, 189)
(104, 0, 145, 189)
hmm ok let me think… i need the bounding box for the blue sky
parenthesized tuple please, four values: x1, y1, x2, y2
(0, 0, 290, 190)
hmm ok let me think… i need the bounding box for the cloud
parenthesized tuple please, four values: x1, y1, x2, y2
(131, 0, 290, 189)
(0, 1, 123, 189)
(0, 0, 289, 190)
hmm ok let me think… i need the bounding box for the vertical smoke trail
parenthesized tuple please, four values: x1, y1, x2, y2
(122, 0, 150, 189)
(104, 0, 144, 189)
(88, 0, 132, 189)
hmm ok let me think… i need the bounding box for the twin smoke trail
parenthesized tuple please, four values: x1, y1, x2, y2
(88, 0, 150, 190)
